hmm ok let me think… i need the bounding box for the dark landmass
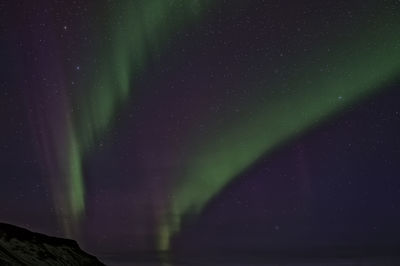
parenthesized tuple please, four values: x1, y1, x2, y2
(0, 222, 105, 266)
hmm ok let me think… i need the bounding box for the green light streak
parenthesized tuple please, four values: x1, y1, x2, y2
(59, 0, 211, 238)
(67, 128, 85, 222)
(53, 117, 85, 238)
(159, 11, 400, 251)
(73, 0, 210, 151)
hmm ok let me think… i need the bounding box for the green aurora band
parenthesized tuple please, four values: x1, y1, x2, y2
(58, 0, 211, 237)
(51, 0, 400, 257)
(158, 6, 400, 251)
(73, 0, 210, 149)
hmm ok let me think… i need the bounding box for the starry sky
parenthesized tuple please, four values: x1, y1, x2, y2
(1, 0, 400, 264)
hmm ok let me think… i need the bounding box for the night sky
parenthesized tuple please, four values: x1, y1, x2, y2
(1, 0, 400, 264)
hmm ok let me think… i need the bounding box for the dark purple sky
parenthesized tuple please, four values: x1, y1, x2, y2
(1, 0, 400, 263)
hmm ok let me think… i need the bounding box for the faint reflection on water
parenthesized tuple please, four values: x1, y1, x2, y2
(103, 257, 400, 266)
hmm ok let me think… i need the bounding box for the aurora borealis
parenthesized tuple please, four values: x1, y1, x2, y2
(63, 0, 211, 237)
(160, 14, 400, 250)
(2, 0, 400, 265)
